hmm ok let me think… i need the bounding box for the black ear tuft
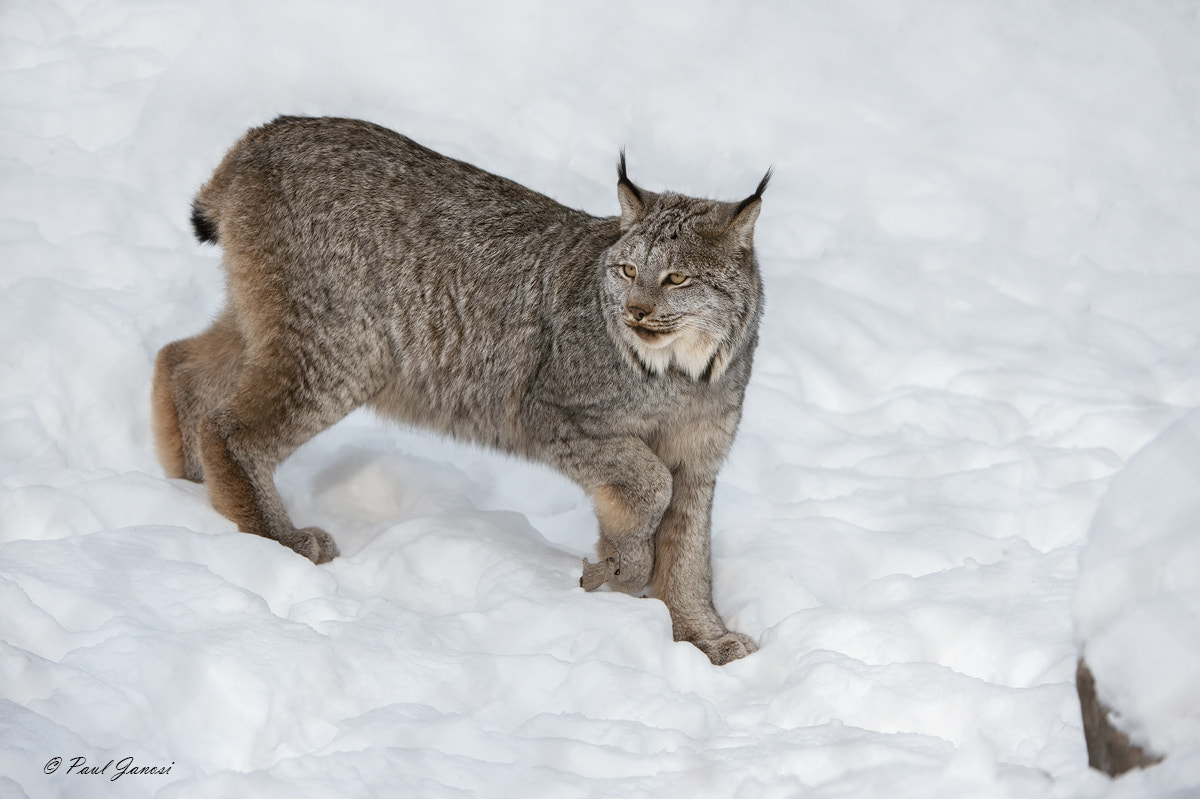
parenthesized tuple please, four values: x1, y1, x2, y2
(616, 148, 646, 232)
(755, 167, 773, 198)
(727, 167, 771, 251)
(734, 167, 772, 219)
(617, 148, 643, 203)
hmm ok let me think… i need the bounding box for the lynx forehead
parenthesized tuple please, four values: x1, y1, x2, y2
(152, 116, 769, 665)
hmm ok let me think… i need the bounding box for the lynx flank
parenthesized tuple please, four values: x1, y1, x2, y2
(152, 116, 768, 664)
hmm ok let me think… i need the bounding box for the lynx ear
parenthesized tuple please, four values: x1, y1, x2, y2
(727, 167, 772, 250)
(617, 149, 646, 233)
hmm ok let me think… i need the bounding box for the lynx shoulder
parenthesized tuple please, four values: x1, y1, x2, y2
(152, 116, 769, 664)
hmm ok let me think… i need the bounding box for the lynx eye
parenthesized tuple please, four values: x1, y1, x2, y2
(621, 263, 637, 279)
(665, 272, 688, 285)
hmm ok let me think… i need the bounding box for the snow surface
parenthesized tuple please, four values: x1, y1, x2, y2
(3, 0, 1200, 796)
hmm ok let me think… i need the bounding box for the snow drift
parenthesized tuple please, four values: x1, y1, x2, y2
(1076, 409, 1200, 770)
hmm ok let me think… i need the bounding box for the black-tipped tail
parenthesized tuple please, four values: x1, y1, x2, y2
(191, 200, 218, 244)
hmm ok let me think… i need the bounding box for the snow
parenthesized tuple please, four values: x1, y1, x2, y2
(3, 0, 1200, 796)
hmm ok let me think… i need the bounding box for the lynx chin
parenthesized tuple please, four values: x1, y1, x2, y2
(152, 116, 769, 665)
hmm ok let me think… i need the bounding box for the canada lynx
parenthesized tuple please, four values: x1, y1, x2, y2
(152, 116, 768, 664)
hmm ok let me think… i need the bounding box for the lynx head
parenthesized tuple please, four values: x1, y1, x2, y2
(601, 152, 769, 382)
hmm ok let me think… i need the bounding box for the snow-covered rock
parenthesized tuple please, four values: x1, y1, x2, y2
(1076, 409, 1200, 774)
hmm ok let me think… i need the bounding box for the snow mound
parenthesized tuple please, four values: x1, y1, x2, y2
(1076, 409, 1200, 758)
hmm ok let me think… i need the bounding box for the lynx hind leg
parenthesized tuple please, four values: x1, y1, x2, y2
(151, 311, 245, 482)
(151, 345, 188, 479)
(197, 347, 356, 564)
(692, 632, 758, 666)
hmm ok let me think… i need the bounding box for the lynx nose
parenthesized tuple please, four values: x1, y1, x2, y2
(627, 302, 652, 322)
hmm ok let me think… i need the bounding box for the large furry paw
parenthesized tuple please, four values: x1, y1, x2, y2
(692, 631, 758, 665)
(609, 547, 652, 595)
(279, 526, 340, 564)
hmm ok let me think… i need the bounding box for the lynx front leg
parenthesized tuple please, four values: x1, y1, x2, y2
(651, 415, 757, 665)
(583, 482, 668, 593)
(556, 436, 672, 595)
(650, 467, 756, 665)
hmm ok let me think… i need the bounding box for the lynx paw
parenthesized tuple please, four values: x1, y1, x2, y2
(610, 550, 652, 595)
(280, 526, 340, 564)
(580, 555, 619, 591)
(579, 544, 652, 594)
(693, 631, 758, 666)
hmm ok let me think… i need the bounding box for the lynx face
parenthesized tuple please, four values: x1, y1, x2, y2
(602, 177, 767, 382)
